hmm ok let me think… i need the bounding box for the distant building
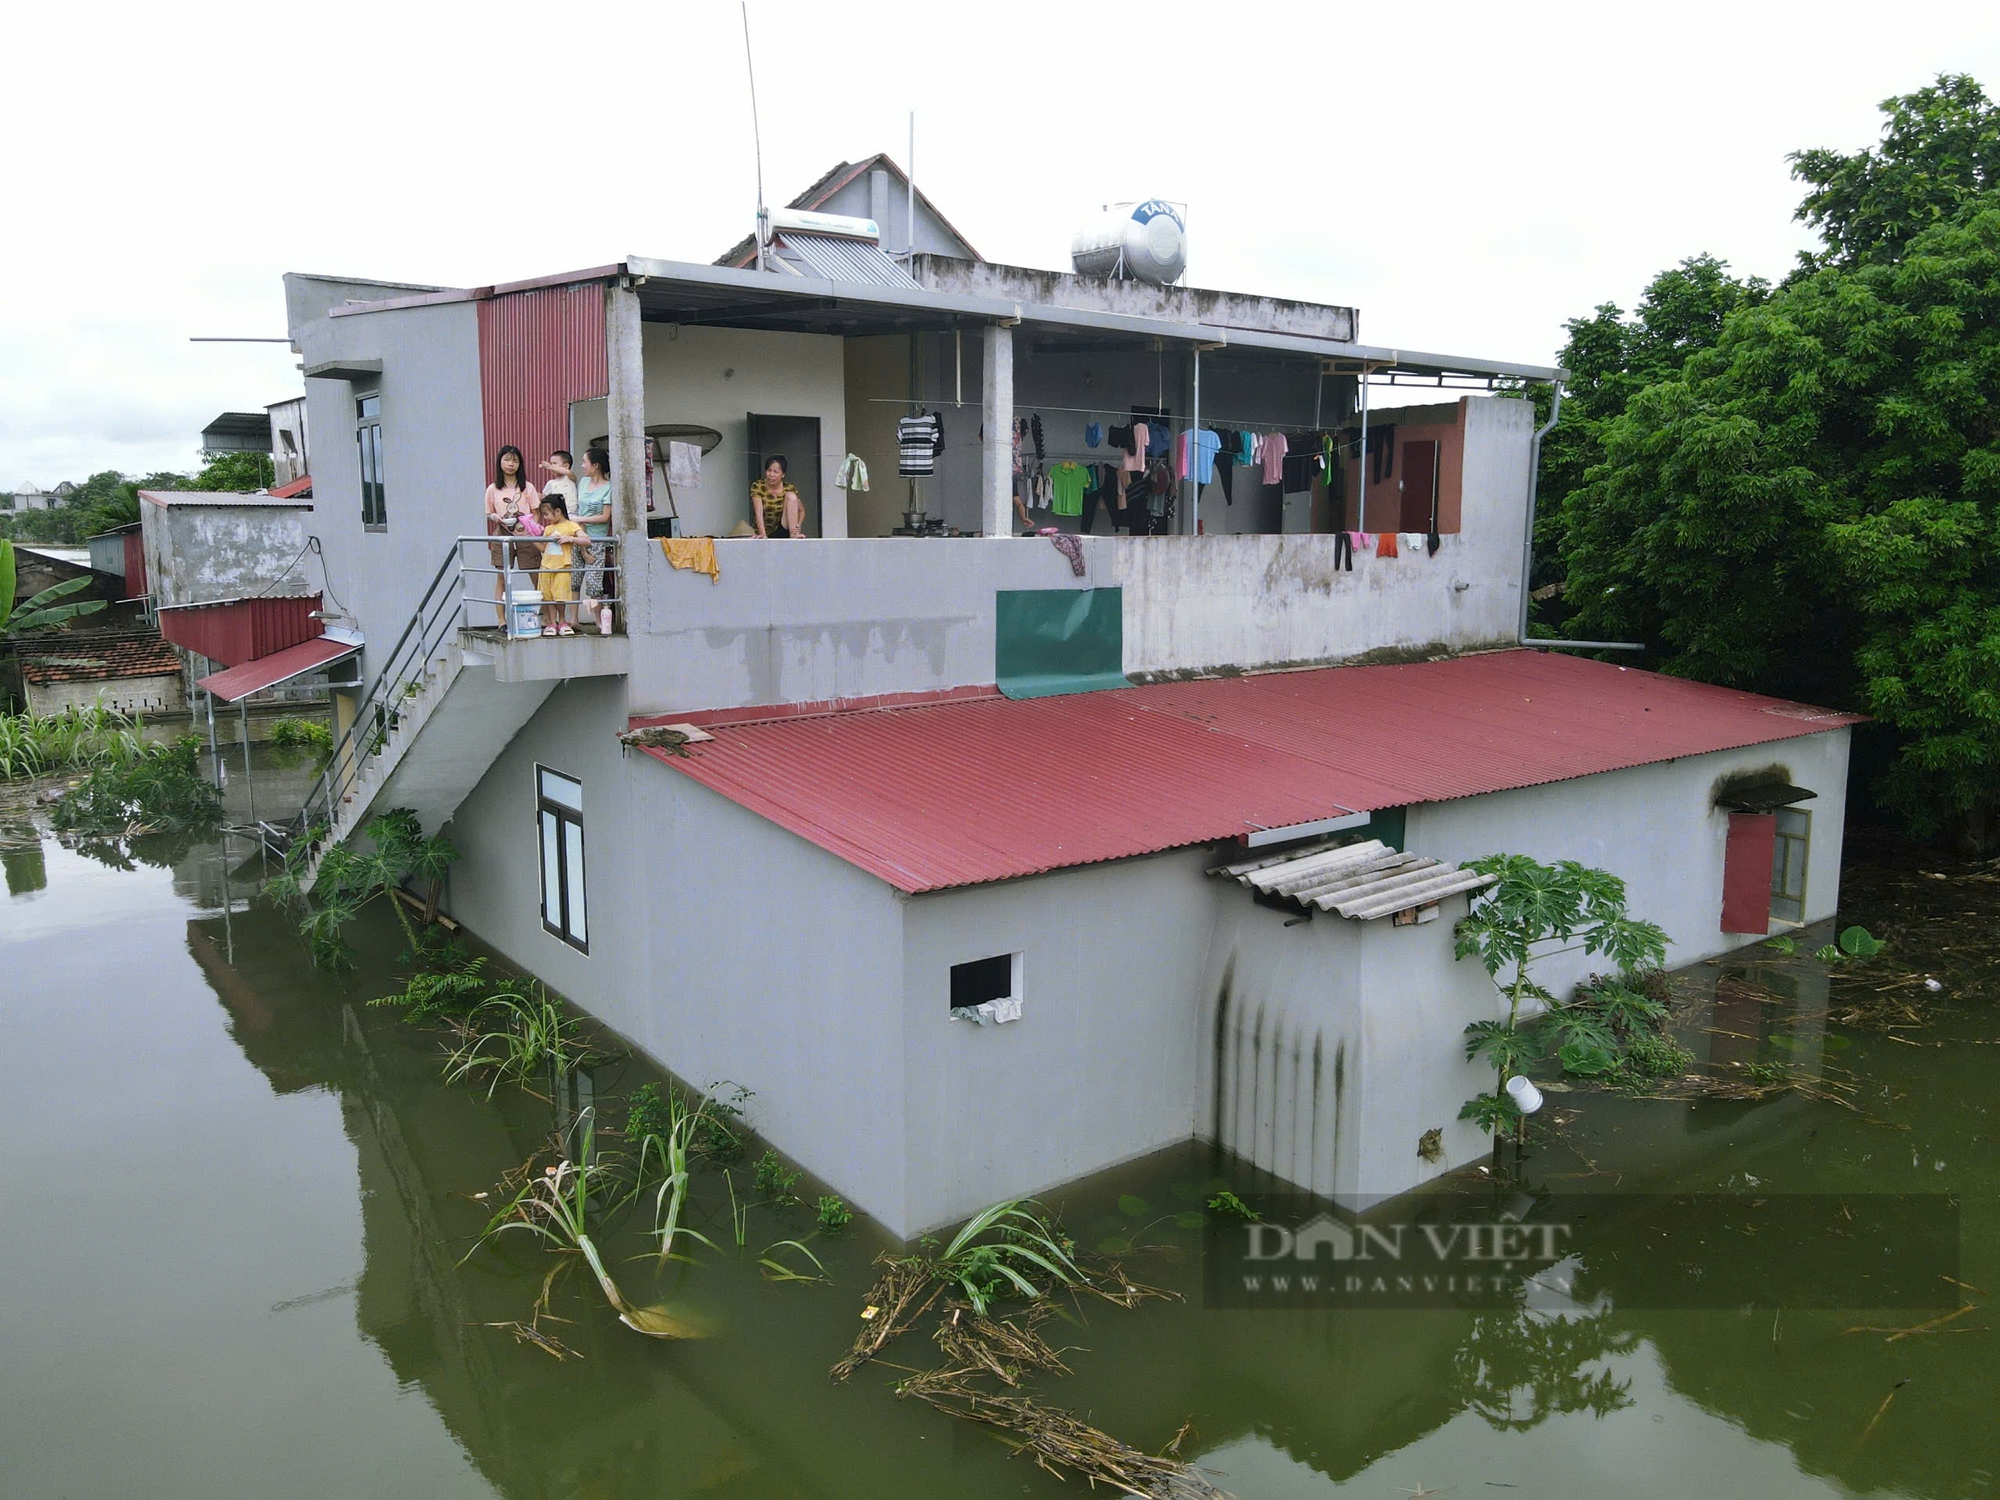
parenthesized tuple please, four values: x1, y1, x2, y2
(15, 630, 186, 716)
(8, 483, 50, 511)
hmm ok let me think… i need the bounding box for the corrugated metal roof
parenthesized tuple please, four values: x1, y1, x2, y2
(197, 636, 357, 703)
(637, 650, 1865, 894)
(772, 232, 921, 288)
(1211, 839, 1496, 920)
(136, 489, 310, 508)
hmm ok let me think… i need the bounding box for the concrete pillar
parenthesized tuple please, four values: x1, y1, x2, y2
(605, 280, 647, 627)
(980, 321, 1014, 538)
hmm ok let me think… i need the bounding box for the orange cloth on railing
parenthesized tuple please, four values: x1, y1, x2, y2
(659, 536, 720, 582)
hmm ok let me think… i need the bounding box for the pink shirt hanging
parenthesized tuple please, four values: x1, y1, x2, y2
(1257, 432, 1288, 486)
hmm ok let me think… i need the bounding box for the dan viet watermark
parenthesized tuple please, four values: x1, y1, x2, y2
(1203, 1193, 1959, 1310)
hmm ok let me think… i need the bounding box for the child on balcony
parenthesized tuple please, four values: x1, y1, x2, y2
(534, 494, 585, 636)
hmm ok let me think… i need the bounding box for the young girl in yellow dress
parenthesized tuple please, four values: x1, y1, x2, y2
(535, 495, 586, 635)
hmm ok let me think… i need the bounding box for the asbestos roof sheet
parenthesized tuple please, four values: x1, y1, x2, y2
(1211, 839, 1496, 920)
(635, 649, 1864, 894)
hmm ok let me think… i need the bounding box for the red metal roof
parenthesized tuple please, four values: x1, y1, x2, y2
(197, 636, 357, 703)
(268, 474, 313, 500)
(158, 593, 322, 667)
(634, 650, 1864, 894)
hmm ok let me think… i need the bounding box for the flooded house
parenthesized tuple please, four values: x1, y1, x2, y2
(188, 162, 1862, 1237)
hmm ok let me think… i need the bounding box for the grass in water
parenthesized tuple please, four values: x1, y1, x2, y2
(443, 981, 589, 1098)
(0, 703, 146, 780)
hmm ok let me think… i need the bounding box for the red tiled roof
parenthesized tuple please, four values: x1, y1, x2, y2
(634, 650, 1865, 894)
(18, 632, 182, 685)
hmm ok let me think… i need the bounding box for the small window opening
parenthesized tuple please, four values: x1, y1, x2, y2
(950, 954, 1014, 1010)
(1770, 808, 1810, 925)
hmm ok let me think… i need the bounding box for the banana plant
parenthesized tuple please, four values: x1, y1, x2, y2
(0, 541, 108, 635)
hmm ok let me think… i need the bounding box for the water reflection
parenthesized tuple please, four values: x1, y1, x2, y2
(4, 802, 1995, 1499)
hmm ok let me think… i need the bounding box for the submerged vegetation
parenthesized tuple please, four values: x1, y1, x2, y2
(265, 715, 333, 753)
(0, 703, 150, 780)
(271, 808, 458, 969)
(1455, 854, 1669, 1156)
(50, 734, 222, 835)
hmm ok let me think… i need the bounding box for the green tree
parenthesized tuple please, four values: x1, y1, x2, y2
(1534, 257, 1769, 602)
(184, 451, 274, 492)
(1563, 204, 2000, 842)
(1791, 73, 2000, 271)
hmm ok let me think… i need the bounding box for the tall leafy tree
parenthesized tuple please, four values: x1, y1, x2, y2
(1791, 73, 2000, 270)
(1563, 205, 2000, 843)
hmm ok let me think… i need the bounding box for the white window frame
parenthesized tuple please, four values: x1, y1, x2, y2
(1769, 807, 1810, 925)
(536, 765, 587, 953)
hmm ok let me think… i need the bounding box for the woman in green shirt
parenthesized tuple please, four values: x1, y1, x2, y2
(574, 447, 614, 634)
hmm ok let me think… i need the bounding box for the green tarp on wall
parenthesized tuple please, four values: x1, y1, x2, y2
(995, 587, 1129, 700)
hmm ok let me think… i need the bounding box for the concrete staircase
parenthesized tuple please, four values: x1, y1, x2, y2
(290, 537, 629, 892)
(299, 641, 556, 889)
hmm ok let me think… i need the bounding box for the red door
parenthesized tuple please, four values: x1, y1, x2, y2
(1720, 812, 1775, 933)
(1399, 441, 1438, 532)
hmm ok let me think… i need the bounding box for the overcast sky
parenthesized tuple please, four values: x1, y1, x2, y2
(4, 1, 1997, 487)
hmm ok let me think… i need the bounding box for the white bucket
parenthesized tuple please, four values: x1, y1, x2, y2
(508, 589, 543, 639)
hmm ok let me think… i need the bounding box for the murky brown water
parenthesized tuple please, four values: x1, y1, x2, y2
(2, 778, 1995, 1499)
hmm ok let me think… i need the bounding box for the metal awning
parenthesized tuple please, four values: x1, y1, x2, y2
(1212, 838, 1497, 921)
(197, 635, 359, 703)
(1715, 782, 1817, 813)
(201, 411, 273, 453)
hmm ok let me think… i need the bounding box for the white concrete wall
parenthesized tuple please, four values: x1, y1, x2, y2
(897, 851, 1215, 1235)
(626, 534, 1104, 715)
(1118, 396, 1531, 676)
(1407, 729, 1853, 994)
(291, 296, 486, 692)
(1194, 890, 1496, 1206)
(141, 503, 313, 609)
(24, 673, 185, 717)
(442, 679, 915, 1232)
(569, 324, 849, 541)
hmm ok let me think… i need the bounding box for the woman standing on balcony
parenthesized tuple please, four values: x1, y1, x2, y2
(574, 447, 615, 634)
(752, 455, 804, 539)
(484, 446, 540, 623)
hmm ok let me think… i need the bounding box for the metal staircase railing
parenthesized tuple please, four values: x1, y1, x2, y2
(289, 535, 623, 856)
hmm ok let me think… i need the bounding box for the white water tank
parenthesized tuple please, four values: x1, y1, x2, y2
(1071, 200, 1186, 284)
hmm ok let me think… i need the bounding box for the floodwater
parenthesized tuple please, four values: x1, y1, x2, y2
(2, 774, 1995, 1499)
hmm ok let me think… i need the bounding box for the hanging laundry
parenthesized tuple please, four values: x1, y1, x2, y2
(1175, 428, 1222, 484)
(1145, 423, 1170, 459)
(1333, 530, 1353, 572)
(667, 440, 702, 489)
(1375, 532, 1399, 558)
(898, 412, 943, 476)
(1369, 424, 1398, 484)
(1031, 413, 1046, 462)
(835, 453, 869, 492)
(1048, 460, 1089, 517)
(1085, 422, 1102, 448)
(1126, 423, 1150, 474)
(1239, 431, 1258, 468)
(1013, 421, 1025, 476)
(1037, 529, 1087, 576)
(1257, 432, 1288, 486)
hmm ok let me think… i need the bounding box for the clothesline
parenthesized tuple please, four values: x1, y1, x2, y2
(862, 396, 1352, 434)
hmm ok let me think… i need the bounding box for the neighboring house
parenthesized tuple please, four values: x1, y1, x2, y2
(9, 482, 50, 512)
(268, 396, 310, 487)
(15, 630, 186, 716)
(237, 157, 1860, 1238)
(139, 487, 361, 708)
(714, 153, 982, 269)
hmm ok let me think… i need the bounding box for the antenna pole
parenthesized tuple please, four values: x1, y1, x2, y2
(742, 2, 768, 269)
(906, 111, 915, 257)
